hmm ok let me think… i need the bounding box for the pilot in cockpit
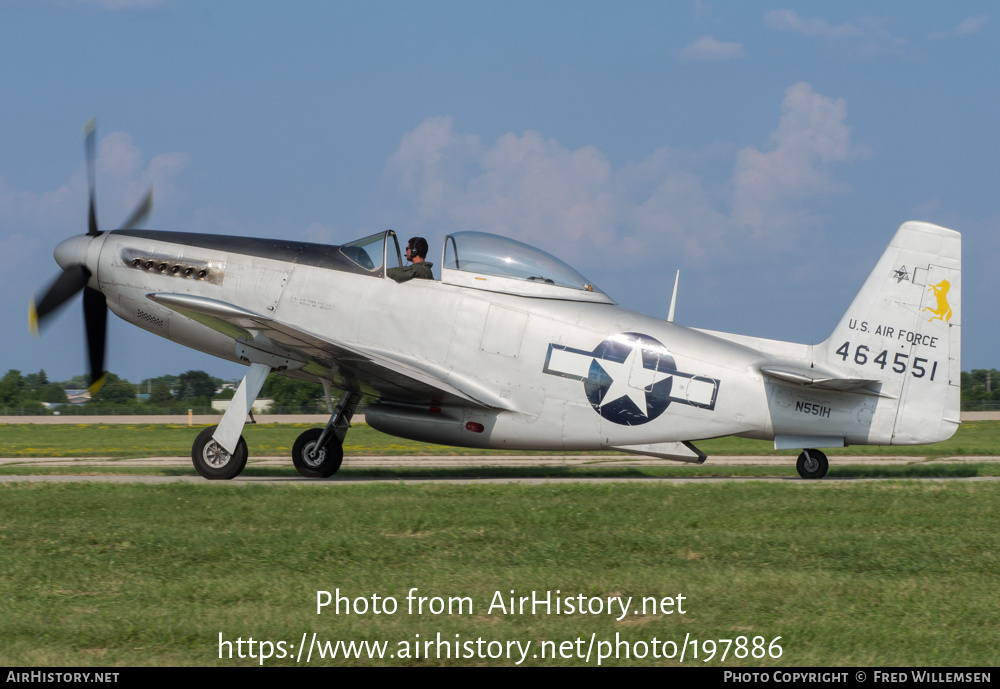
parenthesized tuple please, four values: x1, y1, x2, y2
(387, 237, 434, 283)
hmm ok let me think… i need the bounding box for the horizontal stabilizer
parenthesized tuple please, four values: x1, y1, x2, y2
(760, 366, 880, 392)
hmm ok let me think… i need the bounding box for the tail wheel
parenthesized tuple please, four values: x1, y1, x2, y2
(796, 449, 829, 479)
(192, 425, 248, 480)
(292, 428, 344, 478)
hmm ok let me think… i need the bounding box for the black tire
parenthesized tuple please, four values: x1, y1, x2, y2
(796, 449, 829, 479)
(191, 425, 248, 480)
(292, 428, 344, 478)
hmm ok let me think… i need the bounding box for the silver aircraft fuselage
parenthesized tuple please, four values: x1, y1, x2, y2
(52, 222, 960, 465)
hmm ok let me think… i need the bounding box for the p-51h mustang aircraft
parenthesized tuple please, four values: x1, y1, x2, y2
(32, 122, 961, 480)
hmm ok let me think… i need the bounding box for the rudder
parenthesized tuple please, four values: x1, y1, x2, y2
(822, 221, 961, 445)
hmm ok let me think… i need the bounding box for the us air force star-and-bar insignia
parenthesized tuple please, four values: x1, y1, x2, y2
(542, 332, 720, 426)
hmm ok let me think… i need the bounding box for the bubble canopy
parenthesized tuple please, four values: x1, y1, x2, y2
(441, 232, 614, 303)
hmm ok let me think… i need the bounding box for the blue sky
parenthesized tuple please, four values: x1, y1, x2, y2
(1, 1, 996, 384)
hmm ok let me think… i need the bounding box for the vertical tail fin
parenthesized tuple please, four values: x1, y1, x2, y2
(822, 221, 961, 444)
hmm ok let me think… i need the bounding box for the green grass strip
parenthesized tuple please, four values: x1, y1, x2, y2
(0, 481, 997, 666)
(0, 421, 997, 459)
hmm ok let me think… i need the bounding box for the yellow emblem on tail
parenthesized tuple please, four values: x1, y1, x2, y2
(923, 279, 952, 323)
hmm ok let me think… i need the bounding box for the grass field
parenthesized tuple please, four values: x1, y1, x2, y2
(1, 481, 997, 667)
(1, 420, 998, 459)
(1, 422, 997, 666)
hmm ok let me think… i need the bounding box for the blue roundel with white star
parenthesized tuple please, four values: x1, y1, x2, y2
(582, 332, 676, 426)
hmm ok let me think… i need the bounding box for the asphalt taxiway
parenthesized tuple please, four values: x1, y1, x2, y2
(1, 454, 997, 484)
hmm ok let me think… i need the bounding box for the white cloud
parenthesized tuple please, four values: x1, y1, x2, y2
(381, 83, 859, 265)
(453, 131, 616, 246)
(0, 131, 187, 239)
(765, 9, 906, 58)
(731, 82, 857, 240)
(676, 36, 746, 62)
(96, 132, 188, 230)
(384, 119, 615, 254)
(384, 116, 485, 220)
(929, 15, 988, 40)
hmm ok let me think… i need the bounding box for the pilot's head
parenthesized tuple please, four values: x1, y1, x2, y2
(406, 237, 428, 261)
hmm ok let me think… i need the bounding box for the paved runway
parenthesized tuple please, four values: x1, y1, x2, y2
(3, 476, 998, 484)
(1, 454, 997, 484)
(2, 454, 998, 467)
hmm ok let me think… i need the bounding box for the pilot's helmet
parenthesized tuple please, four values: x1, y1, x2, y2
(407, 237, 428, 259)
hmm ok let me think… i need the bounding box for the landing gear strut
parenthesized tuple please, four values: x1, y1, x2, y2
(796, 449, 829, 479)
(292, 391, 361, 478)
(190, 361, 270, 481)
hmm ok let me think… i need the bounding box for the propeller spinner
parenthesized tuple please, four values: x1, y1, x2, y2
(29, 119, 153, 395)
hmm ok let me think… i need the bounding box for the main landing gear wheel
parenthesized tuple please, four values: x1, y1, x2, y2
(292, 428, 344, 478)
(796, 449, 829, 480)
(191, 425, 248, 480)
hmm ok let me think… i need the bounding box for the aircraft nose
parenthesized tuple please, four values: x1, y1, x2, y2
(54, 234, 94, 270)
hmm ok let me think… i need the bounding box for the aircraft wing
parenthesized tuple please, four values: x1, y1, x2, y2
(759, 365, 881, 393)
(147, 292, 513, 410)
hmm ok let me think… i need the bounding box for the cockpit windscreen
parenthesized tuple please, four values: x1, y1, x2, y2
(444, 232, 601, 293)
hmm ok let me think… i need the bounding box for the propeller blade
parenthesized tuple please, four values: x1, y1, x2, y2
(34, 120, 120, 394)
(118, 186, 153, 231)
(83, 286, 108, 394)
(84, 118, 99, 236)
(29, 264, 92, 335)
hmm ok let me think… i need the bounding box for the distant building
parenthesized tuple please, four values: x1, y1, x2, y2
(211, 398, 274, 414)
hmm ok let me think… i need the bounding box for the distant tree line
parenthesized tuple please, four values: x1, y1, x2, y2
(0, 368, 330, 414)
(962, 369, 1000, 411)
(0, 370, 67, 410)
(4, 367, 998, 414)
